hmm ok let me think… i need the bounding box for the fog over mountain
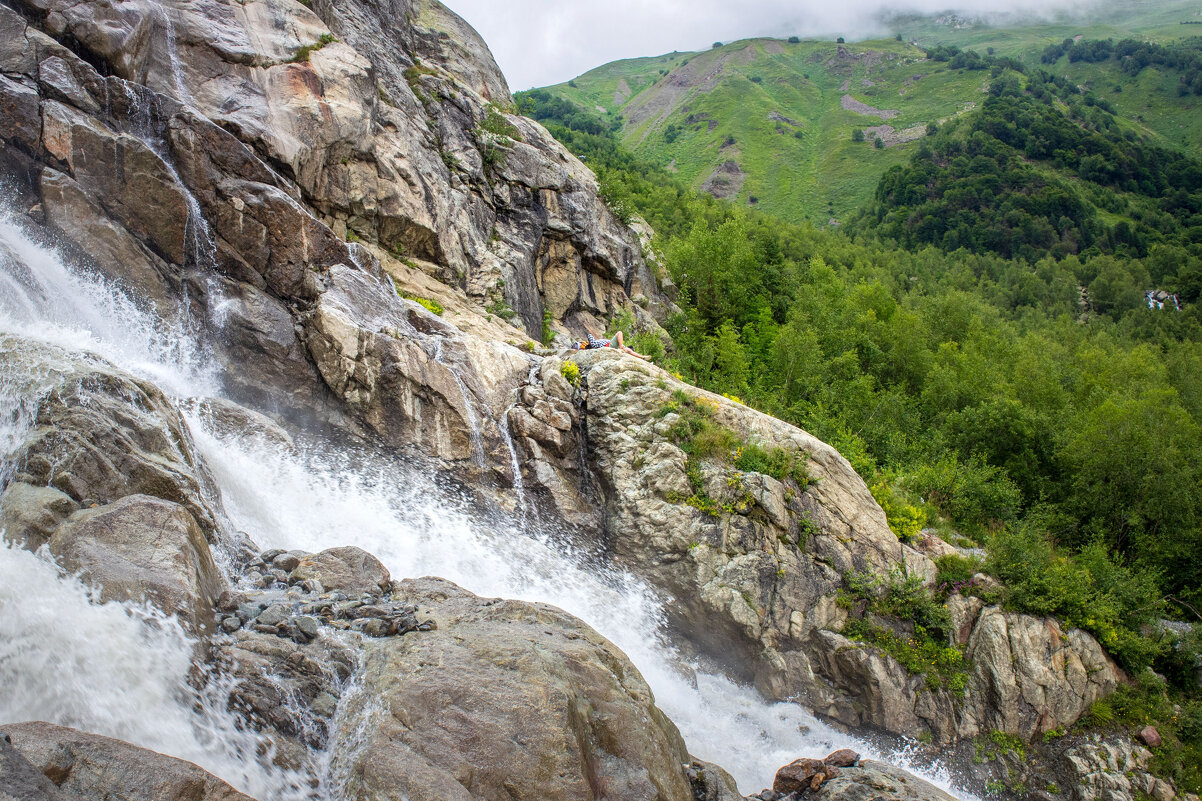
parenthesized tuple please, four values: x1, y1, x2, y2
(444, 0, 1107, 90)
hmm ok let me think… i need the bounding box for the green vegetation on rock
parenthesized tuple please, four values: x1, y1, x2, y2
(840, 569, 970, 692)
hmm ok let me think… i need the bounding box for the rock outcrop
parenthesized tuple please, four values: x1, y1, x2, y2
(498, 350, 1122, 746)
(3, 722, 254, 801)
(0, 729, 79, 801)
(46, 494, 225, 632)
(807, 760, 959, 801)
(342, 577, 698, 801)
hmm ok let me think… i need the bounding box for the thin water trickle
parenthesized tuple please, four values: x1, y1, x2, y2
(0, 208, 977, 798)
(498, 362, 541, 521)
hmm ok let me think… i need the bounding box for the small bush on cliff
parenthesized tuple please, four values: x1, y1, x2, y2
(290, 33, 336, 63)
(480, 106, 522, 141)
(840, 569, 967, 691)
(662, 391, 812, 486)
(395, 287, 444, 316)
(869, 479, 926, 542)
(560, 361, 580, 387)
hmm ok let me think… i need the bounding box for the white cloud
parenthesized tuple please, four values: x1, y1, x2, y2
(442, 0, 1104, 91)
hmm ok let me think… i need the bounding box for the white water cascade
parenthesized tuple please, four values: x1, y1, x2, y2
(0, 211, 973, 798)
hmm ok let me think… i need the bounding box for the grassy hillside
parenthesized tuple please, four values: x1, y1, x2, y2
(891, 0, 1200, 62)
(534, 37, 990, 223)
(525, 0, 1202, 225)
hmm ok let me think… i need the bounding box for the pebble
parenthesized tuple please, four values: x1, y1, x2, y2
(273, 553, 301, 572)
(310, 691, 339, 719)
(257, 604, 290, 628)
(295, 616, 320, 639)
(362, 619, 390, 638)
(221, 616, 243, 633)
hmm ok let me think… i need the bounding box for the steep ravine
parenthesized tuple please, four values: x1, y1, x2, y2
(0, 0, 1177, 800)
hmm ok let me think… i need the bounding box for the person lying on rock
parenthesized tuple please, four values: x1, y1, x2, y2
(575, 325, 652, 360)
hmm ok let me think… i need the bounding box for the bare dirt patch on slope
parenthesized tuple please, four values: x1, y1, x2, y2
(841, 94, 899, 119)
(700, 160, 745, 200)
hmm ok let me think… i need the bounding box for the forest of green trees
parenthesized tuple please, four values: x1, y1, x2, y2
(865, 63, 1202, 266)
(518, 62, 1202, 786)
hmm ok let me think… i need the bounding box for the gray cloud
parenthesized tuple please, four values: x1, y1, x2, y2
(442, 0, 1105, 91)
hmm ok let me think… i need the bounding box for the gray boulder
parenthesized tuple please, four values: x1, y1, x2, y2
(47, 495, 225, 631)
(340, 577, 695, 801)
(288, 546, 390, 596)
(2, 722, 253, 801)
(811, 760, 959, 801)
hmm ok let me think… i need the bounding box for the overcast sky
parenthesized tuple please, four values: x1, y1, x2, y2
(442, 0, 1103, 91)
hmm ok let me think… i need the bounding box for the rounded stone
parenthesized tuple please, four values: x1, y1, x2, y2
(295, 615, 320, 639)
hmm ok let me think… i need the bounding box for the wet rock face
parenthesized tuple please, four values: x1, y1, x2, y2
(0, 337, 224, 545)
(3, 722, 254, 801)
(344, 577, 696, 801)
(47, 494, 225, 632)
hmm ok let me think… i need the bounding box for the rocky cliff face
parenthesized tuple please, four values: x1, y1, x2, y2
(0, 0, 1154, 798)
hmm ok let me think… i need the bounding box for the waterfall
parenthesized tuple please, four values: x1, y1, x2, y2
(0, 211, 974, 798)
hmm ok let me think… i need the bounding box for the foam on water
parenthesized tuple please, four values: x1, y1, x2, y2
(190, 423, 971, 795)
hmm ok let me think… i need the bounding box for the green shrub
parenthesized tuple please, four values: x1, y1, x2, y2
(486, 297, 516, 320)
(985, 525, 1165, 672)
(395, 287, 444, 315)
(870, 480, 926, 542)
(403, 59, 437, 87)
(843, 617, 968, 692)
(480, 106, 522, 141)
(934, 553, 983, 597)
(290, 33, 336, 63)
(733, 443, 813, 488)
(840, 568, 963, 690)
(560, 361, 580, 387)
(909, 455, 1021, 534)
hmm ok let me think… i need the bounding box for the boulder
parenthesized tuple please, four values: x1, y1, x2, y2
(686, 759, 745, 801)
(810, 760, 959, 801)
(958, 607, 1121, 740)
(0, 729, 79, 801)
(0, 337, 223, 543)
(46, 495, 225, 631)
(1139, 726, 1162, 748)
(0, 482, 79, 551)
(288, 546, 390, 596)
(2, 722, 253, 801)
(340, 577, 695, 801)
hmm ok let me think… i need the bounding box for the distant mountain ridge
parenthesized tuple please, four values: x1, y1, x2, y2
(524, 0, 1202, 225)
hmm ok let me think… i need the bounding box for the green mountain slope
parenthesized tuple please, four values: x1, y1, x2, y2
(525, 0, 1202, 225)
(534, 37, 990, 223)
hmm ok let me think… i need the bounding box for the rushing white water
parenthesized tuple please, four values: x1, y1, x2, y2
(0, 544, 315, 799)
(191, 420, 963, 793)
(0, 210, 973, 797)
